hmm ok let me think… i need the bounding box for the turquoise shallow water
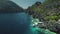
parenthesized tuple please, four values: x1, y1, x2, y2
(30, 17, 57, 34)
(30, 23, 57, 34)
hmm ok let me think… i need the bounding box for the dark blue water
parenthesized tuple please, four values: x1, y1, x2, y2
(0, 12, 57, 34)
(0, 12, 31, 34)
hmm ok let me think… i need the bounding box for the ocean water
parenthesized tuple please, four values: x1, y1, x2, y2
(0, 12, 57, 34)
(0, 12, 31, 34)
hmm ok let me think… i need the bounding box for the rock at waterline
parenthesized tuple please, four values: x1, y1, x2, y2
(31, 18, 57, 34)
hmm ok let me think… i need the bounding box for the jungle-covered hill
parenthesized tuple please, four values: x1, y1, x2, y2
(26, 0, 60, 34)
(27, 0, 60, 22)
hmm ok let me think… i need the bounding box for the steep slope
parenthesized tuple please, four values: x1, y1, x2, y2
(0, 0, 24, 13)
(26, 0, 60, 34)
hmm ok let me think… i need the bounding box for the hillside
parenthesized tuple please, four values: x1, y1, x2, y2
(26, 0, 60, 34)
(0, 0, 24, 13)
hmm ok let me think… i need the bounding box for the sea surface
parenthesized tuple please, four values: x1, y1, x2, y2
(0, 12, 30, 34)
(0, 12, 57, 34)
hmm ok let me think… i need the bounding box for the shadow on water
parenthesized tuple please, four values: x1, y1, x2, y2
(0, 12, 31, 34)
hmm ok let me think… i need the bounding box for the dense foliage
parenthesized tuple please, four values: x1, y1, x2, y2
(27, 0, 60, 23)
(26, 0, 60, 34)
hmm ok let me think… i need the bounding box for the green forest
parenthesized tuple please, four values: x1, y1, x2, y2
(26, 0, 60, 34)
